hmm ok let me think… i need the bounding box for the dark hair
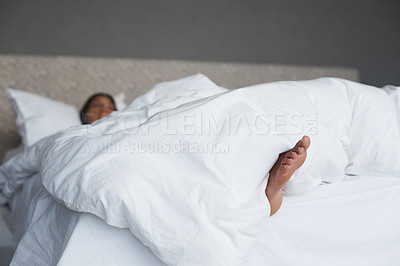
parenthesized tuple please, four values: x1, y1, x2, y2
(80, 93, 117, 124)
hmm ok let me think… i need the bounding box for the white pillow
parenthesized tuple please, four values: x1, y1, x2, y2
(6, 89, 127, 147)
(113, 91, 128, 111)
(6, 89, 82, 147)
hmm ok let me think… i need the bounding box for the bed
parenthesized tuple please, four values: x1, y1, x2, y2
(1, 54, 400, 266)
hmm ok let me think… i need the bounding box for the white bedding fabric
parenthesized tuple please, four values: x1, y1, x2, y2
(9, 174, 400, 266)
(2, 75, 349, 265)
(5, 89, 128, 148)
(1, 75, 400, 265)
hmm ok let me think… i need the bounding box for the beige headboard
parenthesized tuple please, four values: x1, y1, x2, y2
(0, 54, 359, 159)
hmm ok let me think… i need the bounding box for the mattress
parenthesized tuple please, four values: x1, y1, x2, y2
(10, 174, 400, 266)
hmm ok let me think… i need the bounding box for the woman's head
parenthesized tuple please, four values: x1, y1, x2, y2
(80, 93, 117, 124)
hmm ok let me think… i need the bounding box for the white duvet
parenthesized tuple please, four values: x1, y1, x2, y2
(1, 74, 400, 266)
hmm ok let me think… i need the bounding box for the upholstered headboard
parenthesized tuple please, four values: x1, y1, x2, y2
(0, 54, 359, 159)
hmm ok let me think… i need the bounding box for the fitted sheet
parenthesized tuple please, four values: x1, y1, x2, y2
(10, 175, 400, 266)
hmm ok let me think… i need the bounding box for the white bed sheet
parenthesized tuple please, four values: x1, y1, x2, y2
(10, 175, 400, 266)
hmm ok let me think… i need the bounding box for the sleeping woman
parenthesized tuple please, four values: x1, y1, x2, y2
(79, 93, 310, 216)
(80, 93, 117, 125)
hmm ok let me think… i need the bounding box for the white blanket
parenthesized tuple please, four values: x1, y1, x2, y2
(1, 74, 400, 265)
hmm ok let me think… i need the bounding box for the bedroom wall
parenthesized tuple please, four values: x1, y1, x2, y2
(0, 0, 398, 86)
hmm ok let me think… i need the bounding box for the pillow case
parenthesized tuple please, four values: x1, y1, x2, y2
(113, 91, 128, 111)
(6, 89, 127, 147)
(384, 85, 400, 122)
(6, 89, 82, 147)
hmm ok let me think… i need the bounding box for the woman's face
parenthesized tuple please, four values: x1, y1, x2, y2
(84, 96, 116, 124)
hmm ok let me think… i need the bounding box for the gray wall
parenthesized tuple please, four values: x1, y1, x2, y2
(0, 0, 399, 86)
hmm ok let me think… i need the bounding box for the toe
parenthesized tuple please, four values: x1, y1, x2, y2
(286, 151, 297, 159)
(288, 151, 297, 159)
(282, 158, 292, 165)
(300, 136, 311, 149)
(294, 136, 311, 151)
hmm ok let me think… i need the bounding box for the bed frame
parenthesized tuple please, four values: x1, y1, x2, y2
(0, 54, 359, 159)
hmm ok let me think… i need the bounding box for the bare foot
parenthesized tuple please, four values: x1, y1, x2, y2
(266, 136, 311, 216)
